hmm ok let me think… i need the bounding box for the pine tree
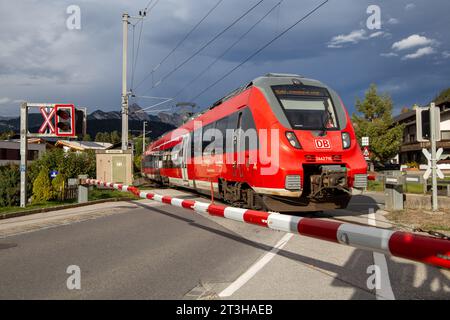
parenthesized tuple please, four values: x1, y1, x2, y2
(32, 168, 52, 203)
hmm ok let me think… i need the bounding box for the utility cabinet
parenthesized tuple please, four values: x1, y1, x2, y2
(384, 172, 404, 211)
(96, 150, 133, 185)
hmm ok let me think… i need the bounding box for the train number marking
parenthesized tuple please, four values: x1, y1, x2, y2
(314, 139, 331, 149)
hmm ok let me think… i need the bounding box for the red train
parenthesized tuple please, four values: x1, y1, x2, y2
(142, 74, 367, 212)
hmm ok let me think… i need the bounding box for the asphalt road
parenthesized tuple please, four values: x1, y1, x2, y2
(0, 190, 449, 299)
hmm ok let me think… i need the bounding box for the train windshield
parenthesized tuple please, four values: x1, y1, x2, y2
(272, 85, 338, 130)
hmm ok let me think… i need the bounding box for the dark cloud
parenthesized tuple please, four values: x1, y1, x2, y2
(0, 0, 449, 118)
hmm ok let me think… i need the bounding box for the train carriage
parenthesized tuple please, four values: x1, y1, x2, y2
(142, 73, 367, 212)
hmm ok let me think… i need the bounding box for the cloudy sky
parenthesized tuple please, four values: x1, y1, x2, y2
(0, 0, 449, 117)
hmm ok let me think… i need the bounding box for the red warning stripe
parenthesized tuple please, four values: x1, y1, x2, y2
(389, 231, 450, 269)
(297, 218, 342, 243)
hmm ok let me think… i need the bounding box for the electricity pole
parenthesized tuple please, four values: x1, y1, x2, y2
(20, 102, 28, 207)
(143, 121, 147, 153)
(121, 13, 129, 151)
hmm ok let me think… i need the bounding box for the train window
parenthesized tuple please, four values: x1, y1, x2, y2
(239, 108, 258, 151)
(215, 117, 227, 153)
(241, 107, 257, 131)
(192, 128, 202, 158)
(272, 85, 339, 130)
(202, 122, 215, 153)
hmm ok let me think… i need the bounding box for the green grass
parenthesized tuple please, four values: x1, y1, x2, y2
(367, 180, 384, 192)
(0, 200, 76, 215)
(403, 183, 424, 194)
(88, 188, 139, 201)
(0, 189, 138, 217)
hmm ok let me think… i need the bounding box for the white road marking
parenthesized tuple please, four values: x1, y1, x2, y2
(368, 209, 395, 300)
(218, 232, 293, 297)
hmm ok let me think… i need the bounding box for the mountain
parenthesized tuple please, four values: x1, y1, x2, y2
(0, 103, 179, 140)
(88, 110, 121, 120)
(86, 104, 185, 127)
(157, 112, 186, 127)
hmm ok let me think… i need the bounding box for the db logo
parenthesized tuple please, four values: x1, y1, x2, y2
(314, 139, 331, 149)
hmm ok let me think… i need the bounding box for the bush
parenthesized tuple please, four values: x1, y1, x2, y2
(51, 173, 66, 201)
(406, 161, 419, 169)
(32, 168, 52, 203)
(0, 164, 20, 207)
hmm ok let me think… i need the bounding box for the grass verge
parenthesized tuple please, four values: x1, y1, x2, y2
(0, 189, 139, 218)
(385, 209, 450, 233)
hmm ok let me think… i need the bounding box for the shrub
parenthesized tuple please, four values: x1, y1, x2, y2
(32, 168, 52, 203)
(51, 173, 66, 201)
(0, 164, 20, 207)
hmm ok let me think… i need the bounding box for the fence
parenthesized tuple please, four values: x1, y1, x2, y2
(372, 171, 450, 196)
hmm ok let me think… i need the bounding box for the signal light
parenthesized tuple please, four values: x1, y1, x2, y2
(416, 106, 440, 142)
(55, 104, 75, 137)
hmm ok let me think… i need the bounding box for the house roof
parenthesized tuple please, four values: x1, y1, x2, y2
(393, 109, 416, 123)
(55, 140, 113, 151)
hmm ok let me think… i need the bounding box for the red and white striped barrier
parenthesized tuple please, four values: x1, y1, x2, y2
(85, 179, 450, 269)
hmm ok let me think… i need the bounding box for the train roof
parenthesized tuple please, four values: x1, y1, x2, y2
(147, 74, 336, 151)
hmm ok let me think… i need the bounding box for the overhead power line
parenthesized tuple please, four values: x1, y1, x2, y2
(189, 0, 329, 103)
(174, 0, 284, 100)
(134, 0, 224, 91)
(136, 0, 266, 94)
(130, 0, 161, 90)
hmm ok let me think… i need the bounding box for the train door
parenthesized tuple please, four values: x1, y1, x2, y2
(233, 111, 244, 179)
(181, 134, 190, 186)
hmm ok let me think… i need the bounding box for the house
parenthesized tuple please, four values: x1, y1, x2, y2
(0, 139, 47, 166)
(55, 140, 113, 152)
(392, 99, 450, 167)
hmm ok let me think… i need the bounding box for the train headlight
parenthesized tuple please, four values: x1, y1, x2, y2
(285, 131, 302, 149)
(341, 132, 351, 149)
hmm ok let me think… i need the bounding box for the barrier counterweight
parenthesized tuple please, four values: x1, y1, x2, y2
(85, 179, 450, 269)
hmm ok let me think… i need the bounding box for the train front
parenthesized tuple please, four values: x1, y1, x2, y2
(250, 74, 367, 212)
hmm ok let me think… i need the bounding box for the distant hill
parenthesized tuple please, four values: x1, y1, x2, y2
(0, 103, 178, 140)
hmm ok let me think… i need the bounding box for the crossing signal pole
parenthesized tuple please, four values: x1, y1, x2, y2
(416, 102, 443, 212)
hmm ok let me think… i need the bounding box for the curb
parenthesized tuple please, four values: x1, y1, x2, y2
(0, 197, 137, 221)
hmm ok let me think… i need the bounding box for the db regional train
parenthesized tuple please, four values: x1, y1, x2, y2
(142, 73, 367, 212)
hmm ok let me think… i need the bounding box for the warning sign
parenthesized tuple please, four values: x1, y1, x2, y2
(363, 146, 370, 160)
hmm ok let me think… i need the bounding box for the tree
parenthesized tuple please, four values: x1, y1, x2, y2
(110, 131, 121, 144)
(0, 164, 20, 206)
(32, 168, 52, 203)
(82, 134, 92, 141)
(352, 84, 404, 163)
(400, 106, 410, 114)
(51, 173, 66, 201)
(95, 132, 105, 142)
(434, 87, 450, 106)
(0, 130, 15, 140)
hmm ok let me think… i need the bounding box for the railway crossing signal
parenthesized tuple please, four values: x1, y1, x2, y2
(416, 105, 440, 142)
(422, 148, 444, 180)
(38, 107, 56, 134)
(19, 102, 86, 207)
(55, 104, 75, 136)
(417, 102, 441, 211)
